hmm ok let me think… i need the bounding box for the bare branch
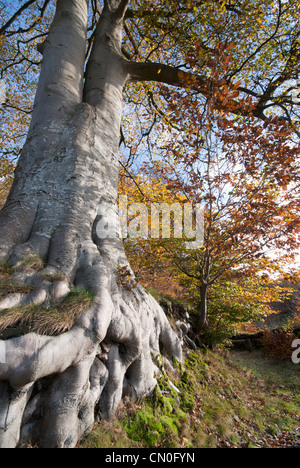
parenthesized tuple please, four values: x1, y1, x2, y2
(0, 0, 37, 36)
(228, 0, 283, 81)
(119, 161, 146, 199)
(2, 0, 51, 38)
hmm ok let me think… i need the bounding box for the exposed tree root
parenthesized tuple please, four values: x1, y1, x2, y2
(0, 233, 183, 448)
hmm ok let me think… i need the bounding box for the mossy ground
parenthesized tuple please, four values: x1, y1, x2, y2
(81, 349, 300, 448)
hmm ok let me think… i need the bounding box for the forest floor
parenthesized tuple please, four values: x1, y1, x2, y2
(80, 348, 300, 449)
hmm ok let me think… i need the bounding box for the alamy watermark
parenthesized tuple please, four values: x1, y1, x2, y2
(96, 196, 204, 249)
(0, 79, 6, 105)
(292, 339, 300, 364)
(0, 341, 6, 364)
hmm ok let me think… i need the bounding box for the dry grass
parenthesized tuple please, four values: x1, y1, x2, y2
(0, 261, 94, 337)
(81, 411, 142, 449)
(0, 263, 34, 300)
(0, 183, 9, 210)
(0, 262, 13, 277)
(0, 289, 93, 337)
(14, 254, 45, 272)
(0, 279, 33, 300)
(41, 271, 67, 283)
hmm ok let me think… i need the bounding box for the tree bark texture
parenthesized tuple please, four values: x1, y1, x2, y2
(0, 0, 182, 448)
(196, 283, 209, 333)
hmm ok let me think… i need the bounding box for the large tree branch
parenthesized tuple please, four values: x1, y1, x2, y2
(127, 59, 300, 125)
(29, 0, 88, 130)
(126, 60, 268, 120)
(126, 60, 207, 91)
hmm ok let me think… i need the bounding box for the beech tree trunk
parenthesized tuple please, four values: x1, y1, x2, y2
(196, 283, 209, 333)
(0, 0, 182, 448)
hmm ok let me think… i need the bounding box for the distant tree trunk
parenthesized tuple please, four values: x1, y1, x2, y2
(0, 0, 182, 448)
(196, 282, 209, 333)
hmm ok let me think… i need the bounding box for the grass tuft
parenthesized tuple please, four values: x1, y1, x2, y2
(14, 254, 45, 272)
(0, 262, 34, 300)
(0, 289, 93, 337)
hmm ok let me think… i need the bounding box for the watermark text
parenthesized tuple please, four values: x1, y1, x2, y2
(0, 341, 6, 364)
(0, 80, 6, 105)
(292, 339, 300, 364)
(96, 196, 204, 250)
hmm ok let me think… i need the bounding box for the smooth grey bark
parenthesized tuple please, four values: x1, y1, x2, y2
(197, 283, 209, 332)
(0, 0, 182, 448)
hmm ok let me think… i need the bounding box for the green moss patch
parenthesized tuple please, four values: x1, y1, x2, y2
(82, 349, 300, 448)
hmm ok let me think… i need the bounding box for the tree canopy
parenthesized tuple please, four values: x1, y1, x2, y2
(1, 0, 300, 174)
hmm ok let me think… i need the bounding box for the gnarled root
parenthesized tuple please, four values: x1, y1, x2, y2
(0, 239, 182, 448)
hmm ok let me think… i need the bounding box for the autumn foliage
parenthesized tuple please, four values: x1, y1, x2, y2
(119, 39, 300, 338)
(262, 328, 300, 360)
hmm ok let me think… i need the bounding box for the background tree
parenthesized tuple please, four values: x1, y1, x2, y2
(0, 0, 299, 449)
(120, 163, 295, 346)
(146, 55, 300, 332)
(119, 164, 186, 297)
